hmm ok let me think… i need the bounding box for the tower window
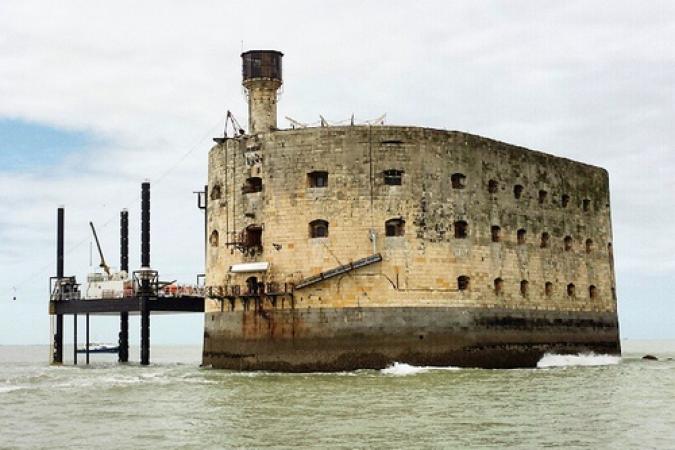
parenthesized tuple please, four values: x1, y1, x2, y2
(589, 285, 598, 299)
(457, 276, 470, 291)
(244, 225, 262, 248)
(608, 242, 613, 258)
(561, 194, 570, 208)
(545, 282, 553, 297)
(451, 173, 466, 189)
(520, 280, 529, 296)
(567, 283, 576, 297)
(564, 236, 573, 252)
(309, 219, 329, 238)
(582, 198, 591, 212)
(385, 218, 405, 237)
(383, 169, 403, 186)
(308, 171, 328, 188)
(538, 190, 548, 204)
(517, 229, 527, 245)
(454, 220, 468, 239)
(488, 179, 498, 194)
(491, 225, 501, 243)
(540, 232, 550, 249)
(513, 184, 524, 199)
(585, 239, 594, 254)
(242, 177, 263, 194)
(494, 278, 504, 295)
(210, 184, 221, 200)
(209, 230, 219, 247)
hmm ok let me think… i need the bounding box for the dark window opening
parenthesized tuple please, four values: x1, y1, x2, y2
(545, 282, 553, 297)
(209, 230, 219, 247)
(491, 225, 501, 243)
(246, 276, 261, 295)
(520, 280, 529, 296)
(385, 218, 405, 237)
(451, 173, 466, 189)
(494, 278, 504, 295)
(583, 198, 591, 212)
(488, 179, 498, 194)
(308, 171, 328, 188)
(242, 177, 263, 194)
(538, 190, 548, 204)
(309, 219, 329, 238)
(611, 287, 616, 300)
(454, 220, 468, 239)
(457, 276, 470, 291)
(540, 232, 550, 248)
(608, 242, 613, 258)
(383, 169, 403, 186)
(381, 139, 404, 145)
(210, 184, 221, 200)
(585, 239, 593, 254)
(567, 283, 576, 297)
(517, 229, 527, 245)
(514, 184, 524, 199)
(244, 225, 262, 248)
(589, 285, 597, 299)
(564, 236, 573, 251)
(561, 194, 570, 208)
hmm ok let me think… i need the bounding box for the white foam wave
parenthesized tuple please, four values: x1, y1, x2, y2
(381, 362, 460, 376)
(537, 353, 621, 368)
(0, 385, 23, 394)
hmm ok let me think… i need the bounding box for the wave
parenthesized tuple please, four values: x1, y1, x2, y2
(536, 353, 621, 368)
(381, 362, 461, 376)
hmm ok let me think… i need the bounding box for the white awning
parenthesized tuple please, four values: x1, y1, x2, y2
(229, 262, 270, 273)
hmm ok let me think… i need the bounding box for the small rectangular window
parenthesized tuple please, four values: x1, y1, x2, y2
(383, 169, 403, 186)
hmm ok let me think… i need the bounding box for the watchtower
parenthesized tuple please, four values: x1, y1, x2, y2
(241, 50, 283, 134)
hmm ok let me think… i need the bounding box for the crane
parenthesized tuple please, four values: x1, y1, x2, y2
(89, 221, 111, 277)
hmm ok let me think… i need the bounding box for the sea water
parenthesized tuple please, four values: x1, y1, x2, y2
(1, 341, 674, 449)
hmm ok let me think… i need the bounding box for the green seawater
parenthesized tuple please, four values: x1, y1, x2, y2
(1, 341, 674, 449)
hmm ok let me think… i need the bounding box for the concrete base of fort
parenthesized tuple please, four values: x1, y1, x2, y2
(202, 306, 620, 371)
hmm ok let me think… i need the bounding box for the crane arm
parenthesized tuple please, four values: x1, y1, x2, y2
(89, 221, 111, 276)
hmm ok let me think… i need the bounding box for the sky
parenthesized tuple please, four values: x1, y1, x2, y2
(0, 1, 674, 349)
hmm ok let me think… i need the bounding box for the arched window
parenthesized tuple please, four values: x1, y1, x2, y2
(582, 198, 591, 212)
(385, 218, 405, 237)
(545, 282, 553, 297)
(383, 169, 403, 186)
(244, 225, 262, 248)
(246, 276, 260, 295)
(561, 194, 570, 208)
(242, 177, 263, 194)
(309, 219, 329, 238)
(494, 278, 504, 295)
(491, 225, 501, 243)
(520, 280, 529, 296)
(457, 276, 470, 291)
(451, 173, 466, 189)
(488, 179, 498, 194)
(517, 229, 527, 245)
(585, 239, 593, 254)
(567, 283, 576, 297)
(209, 230, 219, 247)
(564, 236, 573, 251)
(454, 220, 468, 239)
(589, 285, 597, 299)
(540, 232, 550, 248)
(308, 171, 328, 188)
(513, 184, 524, 199)
(210, 184, 221, 200)
(538, 190, 548, 204)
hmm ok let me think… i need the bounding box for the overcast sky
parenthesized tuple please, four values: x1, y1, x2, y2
(1, 1, 673, 349)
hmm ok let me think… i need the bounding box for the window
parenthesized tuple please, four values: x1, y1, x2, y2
(383, 169, 403, 186)
(244, 225, 262, 248)
(538, 190, 548, 204)
(567, 283, 576, 297)
(540, 232, 550, 249)
(545, 282, 553, 297)
(564, 236, 573, 252)
(385, 218, 405, 237)
(242, 177, 263, 194)
(561, 194, 570, 208)
(520, 280, 529, 296)
(491, 225, 501, 243)
(209, 230, 219, 247)
(585, 239, 593, 254)
(451, 173, 466, 189)
(488, 179, 498, 194)
(517, 229, 527, 245)
(454, 220, 468, 239)
(514, 184, 524, 199)
(589, 285, 597, 299)
(457, 276, 470, 291)
(309, 219, 329, 238)
(246, 276, 260, 295)
(494, 278, 504, 295)
(608, 242, 613, 258)
(210, 184, 221, 200)
(308, 171, 328, 188)
(582, 198, 591, 212)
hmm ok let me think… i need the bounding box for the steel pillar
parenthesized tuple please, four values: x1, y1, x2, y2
(53, 207, 64, 364)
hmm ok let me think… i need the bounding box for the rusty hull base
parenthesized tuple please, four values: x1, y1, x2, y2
(202, 307, 620, 371)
